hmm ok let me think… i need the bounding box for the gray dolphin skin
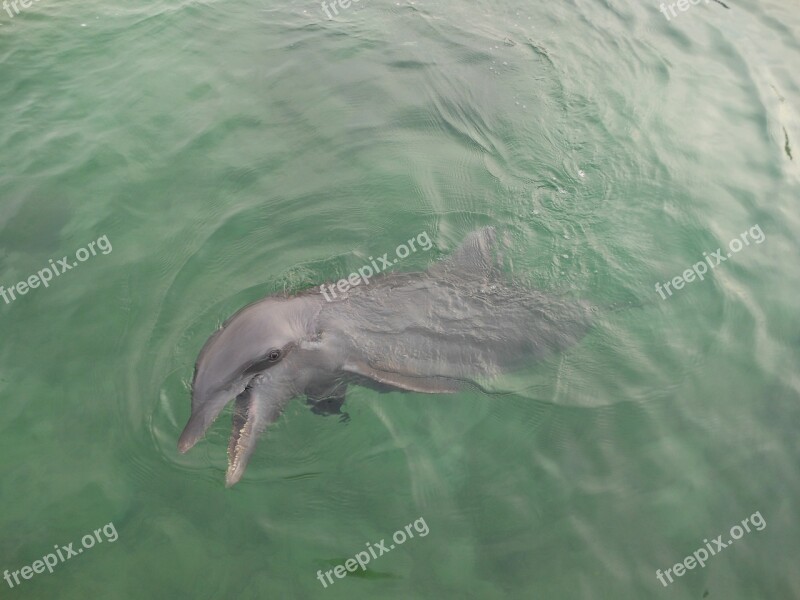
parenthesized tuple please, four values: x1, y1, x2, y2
(178, 228, 593, 486)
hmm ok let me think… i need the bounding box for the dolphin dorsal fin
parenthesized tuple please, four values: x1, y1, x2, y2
(428, 226, 503, 281)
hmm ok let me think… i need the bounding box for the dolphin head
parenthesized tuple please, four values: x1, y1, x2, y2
(178, 294, 323, 486)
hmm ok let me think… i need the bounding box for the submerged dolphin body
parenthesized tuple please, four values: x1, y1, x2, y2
(178, 228, 592, 485)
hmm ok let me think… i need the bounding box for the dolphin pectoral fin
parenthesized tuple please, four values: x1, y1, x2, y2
(225, 386, 288, 487)
(343, 361, 461, 394)
(306, 380, 348, 417)
(308, 391, 348, 418)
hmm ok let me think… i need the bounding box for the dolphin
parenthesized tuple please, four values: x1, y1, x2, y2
(178, 228, 593, 486)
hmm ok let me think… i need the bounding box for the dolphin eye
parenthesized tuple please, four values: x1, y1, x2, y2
(242, 348, 285, 376)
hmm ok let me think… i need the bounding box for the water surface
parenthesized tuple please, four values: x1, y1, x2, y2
(1, 0, 799, 598)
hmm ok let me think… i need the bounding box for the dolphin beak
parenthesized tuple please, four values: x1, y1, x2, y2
(178, 367, 294, 486)
(225, 387, 262, 487)
(177, 420, 204, 454)
(178, 386, 243, 454)
(225, 380, 292, 487)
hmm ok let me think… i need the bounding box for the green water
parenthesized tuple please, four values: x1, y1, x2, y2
(2, 0, 799, 598)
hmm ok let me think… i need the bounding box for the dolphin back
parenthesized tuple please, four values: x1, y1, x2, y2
(319, 227, 593, 383)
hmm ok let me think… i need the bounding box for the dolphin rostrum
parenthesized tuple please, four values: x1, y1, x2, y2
(178, 228, 592, 486)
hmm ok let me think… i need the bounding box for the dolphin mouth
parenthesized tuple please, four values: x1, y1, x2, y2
(179, 371, 289, 486)
(225, 384, 262, 487)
